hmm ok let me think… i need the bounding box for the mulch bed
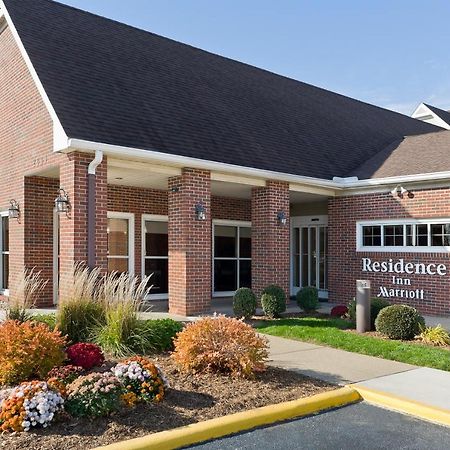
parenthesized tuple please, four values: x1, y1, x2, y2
(1, 355, 334, 450)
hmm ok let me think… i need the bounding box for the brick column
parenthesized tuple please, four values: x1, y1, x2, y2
(23, 176, 60, 307)
(168, 168, 211, 316)
(59, 152, 108, 293)
(251, 180, 290, 298)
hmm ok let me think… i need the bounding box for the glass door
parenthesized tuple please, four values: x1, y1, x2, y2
(292, 216, 328, 299)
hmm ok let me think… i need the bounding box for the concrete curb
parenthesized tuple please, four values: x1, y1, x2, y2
(351, 385, 450, 428)
(94, 386, 360, 450)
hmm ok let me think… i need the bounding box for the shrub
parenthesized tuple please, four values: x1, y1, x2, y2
(4, 269, 47, 323)
(375, 305, 425, 340)
(261, 285, 286, 318)
(172, 315, 269, 378)
(348, 297, 390, 330)
(0, 320, 67, 385)
(112, 356, 167, 406)
(65, 373, 122, 418)
(140, 319, 184, 352)
(66, 343, 105, 370)
(0, 381, 64, 432)
(330, 305, 348, 317)
(57, 265, 105, 343)
(92, 272, 152, 357)
(296, 286, 319, 312)
(31, 313, 57, 330)
(233, 288, 257, 319)
(415, 324, 450, 347)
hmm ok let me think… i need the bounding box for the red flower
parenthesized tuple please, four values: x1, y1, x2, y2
(66, 343, 104, 370)
(330, 305, 348, 318)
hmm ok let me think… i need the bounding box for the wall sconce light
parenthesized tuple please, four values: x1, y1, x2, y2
(195, 203, 206, 221)
(8, 199, 20, 220)
(390, 185, 412, 199)
(277, 210, 287, 226)
(55, 188, 71, 215)
(170, 186, 180, 193)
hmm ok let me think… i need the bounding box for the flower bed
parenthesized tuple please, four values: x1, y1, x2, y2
(1, 355, 333, 450)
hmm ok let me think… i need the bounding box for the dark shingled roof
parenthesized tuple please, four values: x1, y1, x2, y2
(352, 131, 450, 179)
(424, 104, 450, 127)
(3, 0, 441, 180)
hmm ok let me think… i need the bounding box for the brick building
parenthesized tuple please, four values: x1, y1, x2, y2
(1, 0, 450, 316)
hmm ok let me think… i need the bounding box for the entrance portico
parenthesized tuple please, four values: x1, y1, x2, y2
(26, 153, 334, 315)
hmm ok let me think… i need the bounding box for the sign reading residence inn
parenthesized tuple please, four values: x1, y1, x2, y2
(361, 257, 447, 300)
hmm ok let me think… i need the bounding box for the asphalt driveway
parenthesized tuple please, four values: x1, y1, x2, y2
(191, 402, 450, 449)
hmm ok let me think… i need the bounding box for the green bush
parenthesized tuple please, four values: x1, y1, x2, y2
(233, 288, 257, 319)
(140, 319, 184, 352)
(375, 304, 425, 340)
(296, 286, 319, 312)
(348, 297, 390, 330)
(31, 313, 57, 330)
(261, 285, 286, 318)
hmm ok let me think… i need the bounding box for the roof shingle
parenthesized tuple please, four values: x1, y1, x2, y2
(3, 0, 441, 180)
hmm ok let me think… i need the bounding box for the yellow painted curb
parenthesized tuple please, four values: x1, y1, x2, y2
(95, 386, 360, 450)
(350, 385, 450, 428)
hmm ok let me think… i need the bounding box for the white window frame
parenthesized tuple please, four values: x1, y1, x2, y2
(0, 211, 9, 296)
(212, 219, 251, 297)
(141, 214, 168, 300)
(357, 218, 450, 253)
(107, 212, 135, 275)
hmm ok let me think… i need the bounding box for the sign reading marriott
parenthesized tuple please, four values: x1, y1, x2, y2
(361, 258, 447, 300)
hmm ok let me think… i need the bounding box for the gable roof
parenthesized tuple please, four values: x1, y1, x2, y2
(2, 0, 441, 181)
(352, 130, 450, 179)
(424, 104, 450, 128)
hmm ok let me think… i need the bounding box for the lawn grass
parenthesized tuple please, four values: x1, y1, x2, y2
(256, 318, 450, 371)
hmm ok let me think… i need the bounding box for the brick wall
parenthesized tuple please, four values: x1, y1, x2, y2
(329, 188, 450, 316)
(251, 180, 290, 298)
(0, 26, 62, 304)
(23, 176, 59, 306)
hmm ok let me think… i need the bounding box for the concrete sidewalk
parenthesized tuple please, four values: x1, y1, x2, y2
(266, 334, 415, 385)
(266, 334, 450, 416)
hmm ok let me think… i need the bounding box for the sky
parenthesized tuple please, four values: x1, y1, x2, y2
(58, 0, 450, 115)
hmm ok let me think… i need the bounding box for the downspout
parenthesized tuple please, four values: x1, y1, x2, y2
(87, 150, 104, 269)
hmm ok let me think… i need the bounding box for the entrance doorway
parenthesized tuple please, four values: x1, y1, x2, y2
(291, 215, 328, 299)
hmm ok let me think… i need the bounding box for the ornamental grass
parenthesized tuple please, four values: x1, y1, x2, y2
(93, 271, 152, 357)
(4, 269, 47, 323)
(57, 265, 106, 344)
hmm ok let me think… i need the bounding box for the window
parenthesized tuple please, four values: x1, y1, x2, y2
(358, 219, 450, 252)
(107, 213, 134, 274)
(142, 216, 168, 297)
(213, 221, 251, 294)
(0, 213, 9, 292)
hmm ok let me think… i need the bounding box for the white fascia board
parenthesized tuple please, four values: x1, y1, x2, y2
(61, 137, 450, 194)
(0, 0, 68, 150)
(64, 138, 341, 192)
(338, 171, 450, 189)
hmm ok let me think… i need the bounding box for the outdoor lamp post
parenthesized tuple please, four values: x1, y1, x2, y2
(55, 188, 71, 215)
(8, 199, 20, 220)
(195, 203, 206, 221)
